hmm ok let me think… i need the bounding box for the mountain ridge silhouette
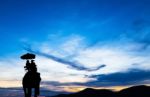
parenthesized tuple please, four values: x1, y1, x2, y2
(50, 85, 150, 97)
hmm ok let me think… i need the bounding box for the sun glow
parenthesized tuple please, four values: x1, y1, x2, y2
(0, 80, 22, 88)
(59, 85, 129, 92)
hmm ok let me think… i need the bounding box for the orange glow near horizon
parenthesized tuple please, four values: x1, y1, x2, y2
(60, 85, 128, 92)
(0, 80, 22, 88)
(59, 84, 150, 92)
(0, 80, 149, 93)
(0, 80, 127, 92)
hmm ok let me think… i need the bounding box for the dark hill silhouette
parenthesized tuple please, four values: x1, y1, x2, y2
(118, 85, 150, 97)
(51, 85, 150, 97)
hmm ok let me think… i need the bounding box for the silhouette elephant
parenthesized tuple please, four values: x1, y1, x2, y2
(23, 60, 41, 97)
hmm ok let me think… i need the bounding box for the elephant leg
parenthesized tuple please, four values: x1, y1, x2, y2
(23, 88, 30, 97)
(27, 88, 32, 97)
(34, 87, 40, 97)
(23, 87, 28, 97)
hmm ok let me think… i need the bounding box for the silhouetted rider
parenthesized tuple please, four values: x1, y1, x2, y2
(23, 60, 41, 97)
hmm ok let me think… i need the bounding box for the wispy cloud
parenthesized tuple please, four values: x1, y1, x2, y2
(22, 33, 150, 76)
(1, 33, 150, 91)
(24, 46, 106, 71)
(83, 69, 150, 87)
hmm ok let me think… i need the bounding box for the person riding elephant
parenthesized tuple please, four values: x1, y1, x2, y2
(23, 60, 41, 97)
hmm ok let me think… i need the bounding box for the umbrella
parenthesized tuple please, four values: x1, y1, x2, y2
(20, 53, 36, 60)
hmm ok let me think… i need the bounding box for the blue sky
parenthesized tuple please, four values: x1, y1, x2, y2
(1, 0, 150, 55)
(0, 0, 150, 92)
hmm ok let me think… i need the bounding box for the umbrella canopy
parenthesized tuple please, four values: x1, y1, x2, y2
(21, 53, 36, 60)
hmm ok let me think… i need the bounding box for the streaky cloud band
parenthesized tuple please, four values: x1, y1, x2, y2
(23, 44, 106, 71)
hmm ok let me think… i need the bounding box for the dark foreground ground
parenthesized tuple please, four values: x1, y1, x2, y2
(0, 85, 149, 97)
(0, 87, 67, 97)
(51, 85, 150, 97)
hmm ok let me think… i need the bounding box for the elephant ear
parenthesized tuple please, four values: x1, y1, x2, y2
(21, 53, 36, 59)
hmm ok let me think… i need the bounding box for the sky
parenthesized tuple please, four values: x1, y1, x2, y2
(0, 0, 150, 92)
